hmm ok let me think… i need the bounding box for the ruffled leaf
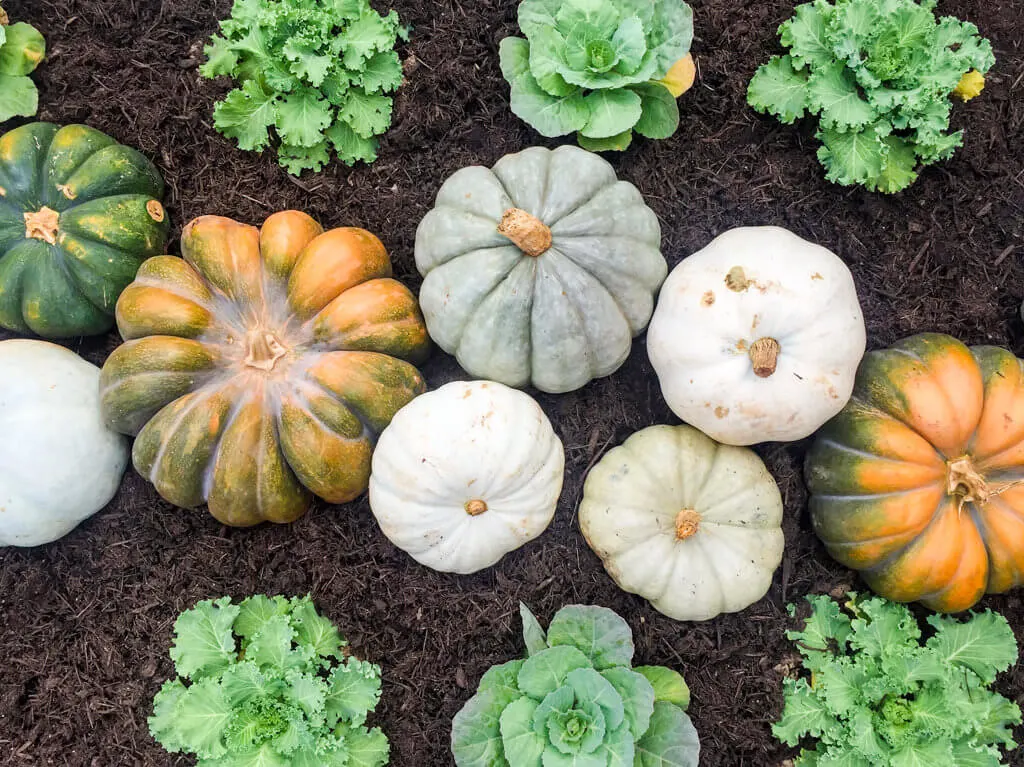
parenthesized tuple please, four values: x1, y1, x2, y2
(169, 596, 240, 680)
(212, 81, 278, 152)
(747, 55, 810, 124)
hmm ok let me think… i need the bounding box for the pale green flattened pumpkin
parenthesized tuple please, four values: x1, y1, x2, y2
(0, 122, 169, 337)
(414, 145, 666, 394)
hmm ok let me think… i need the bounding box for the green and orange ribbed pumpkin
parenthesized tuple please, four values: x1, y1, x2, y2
(806, 333, 1024, 612)
(100, 211, 429, 527)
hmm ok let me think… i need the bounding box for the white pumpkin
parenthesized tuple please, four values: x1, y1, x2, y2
(369, 380, 564, 574)
(579, 424, 784, 621)
(415, 145, 667, 393)
(647, 226, 866, 445)
(0, 340, 129, 546)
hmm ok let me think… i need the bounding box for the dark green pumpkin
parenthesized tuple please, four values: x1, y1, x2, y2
(0, 122, 169, 337)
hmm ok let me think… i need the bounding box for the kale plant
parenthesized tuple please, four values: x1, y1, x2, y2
(0, 5, 45, 123)
(452, 603, 700, 766)
(747, 0, 994, 192)
(201, 0, 409, 175)
(499, 0, 694, 152)
(150, 595, 389, 766)
(774, 592, 1021, 765)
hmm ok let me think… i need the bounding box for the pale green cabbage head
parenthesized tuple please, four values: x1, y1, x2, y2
(499, 0, 693, 151)
(451, 603, 700, 767)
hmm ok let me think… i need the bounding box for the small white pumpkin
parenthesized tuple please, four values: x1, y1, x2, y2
(647, 226, 866, 445)
(415, 145, 667, 393)
(579, 424, 784, 621)
(369, 380, 564, 574)
(0, 340, 129, 546)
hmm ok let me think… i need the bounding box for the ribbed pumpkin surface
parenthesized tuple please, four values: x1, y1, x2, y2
(0, 122, 168, 337)
(806, 333, 1024, 612)
(100, 211, 429, 526)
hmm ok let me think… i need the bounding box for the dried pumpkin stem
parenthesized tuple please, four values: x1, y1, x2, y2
(946, 456, 990, 504)
(0, 8, 8, 25)
(497, 208, 552, 257)
(674, 508, 701, 540)
(24, 207, 60, 245)
(464, 499, 488, 516)
(244, 330, 288, 371)
(749, 337, 781, 378)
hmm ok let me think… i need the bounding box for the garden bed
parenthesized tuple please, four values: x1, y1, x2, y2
(1, 0, 1022, 764)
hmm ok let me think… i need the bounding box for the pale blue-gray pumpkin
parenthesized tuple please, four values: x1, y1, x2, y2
(414, 145, 666, 393)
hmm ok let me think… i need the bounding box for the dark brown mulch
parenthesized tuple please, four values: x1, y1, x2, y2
(1, 0, 1022, 764)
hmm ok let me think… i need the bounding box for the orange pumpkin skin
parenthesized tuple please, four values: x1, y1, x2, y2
(806, 333, 1024, 612)
(100, 211, 429, 527)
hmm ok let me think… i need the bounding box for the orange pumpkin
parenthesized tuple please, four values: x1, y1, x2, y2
(100, 211, 429, 527)
(806, 333, 1024, 612)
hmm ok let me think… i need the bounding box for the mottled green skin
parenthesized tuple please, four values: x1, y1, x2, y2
(0, 122, 169, 337)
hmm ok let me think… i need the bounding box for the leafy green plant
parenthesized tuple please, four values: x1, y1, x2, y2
(498, 0, 694, 152)
(452, 603, 700, 766)
(200, 0, 409, 175)
(747, 0, 994, 192)
(0, 5, 45, 122)
(774, 592, 1021, 765)
(149, 595, 389, 767)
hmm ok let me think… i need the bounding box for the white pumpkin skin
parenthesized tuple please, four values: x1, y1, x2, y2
(0, 340, 129, 546)
(579, 425, 784, 622)
(415, 145, 667, 394)
(647, 226, 866, 445)
(369, 380, 564, 574)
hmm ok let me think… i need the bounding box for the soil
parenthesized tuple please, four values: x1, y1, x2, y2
(1, 0, 1023, 764)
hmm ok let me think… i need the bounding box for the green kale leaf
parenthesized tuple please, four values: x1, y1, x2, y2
(747, 0, 995, 192)
(201, 0, 407, 174)
(499, 0, 694, 150)
(452, 603, 700, 766)
(773, 593, 1021, 765)
(0, 11, 46, 123)
(150, 595, 389, 767)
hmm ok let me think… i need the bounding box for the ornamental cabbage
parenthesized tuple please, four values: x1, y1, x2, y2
(774, 592, 1021, 765)
(0, 6, 45, 123)
(149, 595, 389, 767)
(201, 0, 409, 175)
(499, 0, 694, 152)
(451, 603, 700, 767)
(747, 0, 995, 192)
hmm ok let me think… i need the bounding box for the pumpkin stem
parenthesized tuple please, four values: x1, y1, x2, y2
(674, 508, 701, 540)
(946, 456, 990, 506)
(0, 8, 8, 25)
(24, 207, 60, 245)
(464, 499, 488, 516)
(244, 330, 288, 371)
(749, 337, 781, 377)
(497, 208, 552, 257)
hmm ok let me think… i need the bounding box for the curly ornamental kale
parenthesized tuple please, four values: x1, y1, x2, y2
(149, 595, 389, 767)
(773, 593, 1021, 766)
(499, 0, 694, 152)
(0, 8, 46, 123)
(201, 0, 409, 175)
(452, 603, 700, 767)
(747, 0, 994, 192)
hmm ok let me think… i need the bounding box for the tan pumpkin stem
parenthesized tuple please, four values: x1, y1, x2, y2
(749, 337, 781, 378)
(946, 456, 990, 505)
(146, 200, 166, 222)
(0, 8, 8, 25)
(497, 208, 552, 257)
(244, 330, 288, 371)
(24, 207, 60, 245)
(674, 508, 701, 540)
(464, 499, 488, 516)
